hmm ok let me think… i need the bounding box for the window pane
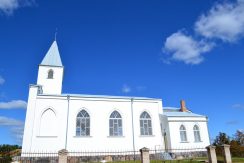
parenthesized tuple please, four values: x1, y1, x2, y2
(86, 119, 90, 126)
(114, 124, 118, 131)
(76, 127, 80, 136)
(81, 123, 85, 129)
(140, 120, 143, 127)
(180, 131, 187, 142)
(144, 124, 148, 129)
(81, 118, 85, 123)
(81, 128, 85, 136)
(143, 120, 147, 125)
(180, 132, 184, 141)
(180, 125, 185, 130)
(110, 127, 113, 136)
(149, 128, 152, 135)
(81, 126, 85, 132)
(148, 120, 152, 127)
(110, 111, 122, 118)
(194, 132, 197, 141)
(184, 132, 187, 141)
(145, 130, 149, 135)
(140, 128, 144, 135)
(183, 132, 186, 141)
(86, 128, 90, 136)
(76, 119, 80, 127)
(109, 119, 113, 127)
(118, 128, 123, 136)
(197, 132, 201, 141)
(118, 119, 122, 127)
(194, 125, 199, 130)
(194, 131, 201, 142)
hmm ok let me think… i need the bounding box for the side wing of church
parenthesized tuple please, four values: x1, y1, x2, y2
(22, 41, 210, 153)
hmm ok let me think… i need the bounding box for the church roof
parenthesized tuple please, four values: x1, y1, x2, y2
(163, 107, 205, 117)
(62, 93, 161, 100)
(38, 93, 162, 101)
(40, 41, 63, 67)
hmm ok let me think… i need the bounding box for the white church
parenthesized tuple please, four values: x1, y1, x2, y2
(22, 41, 210, 153)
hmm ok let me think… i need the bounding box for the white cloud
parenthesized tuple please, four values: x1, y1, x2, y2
(163, 0, 244, 65)
(0, 116, 24, 144)
(195, 0, 244, 42)
(136, 86, 146, 91)
(226, 120, 239, 125)
(122, 84, 131, 93)
(0, 100, 27, 109)
(232, 103, 244, 110)
(0, 116, 23, 126)
(0, 76, 4, 85)
(164, 31, 213, 64)
(0, 0, 18, 15)
(10, 125, 24, 144)
(0, 0, 35, 15)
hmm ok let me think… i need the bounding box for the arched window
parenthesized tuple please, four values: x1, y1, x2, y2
(180, 125, 187, 142)
(193, 125, 201, 142)
(109, 111, 123, 136)
(47, 69, 54, 79)
(76, 110, 90, 136)
(140, 111, 152, 135)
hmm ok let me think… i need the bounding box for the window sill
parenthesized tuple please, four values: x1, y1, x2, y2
(73, 136, 92, 138)
(36, 136, 58, 138)
(107, 136, 125, 138)
(194, 141, 203, 143)
(139, 135, 155, 137)
(180, 141, 189, 143)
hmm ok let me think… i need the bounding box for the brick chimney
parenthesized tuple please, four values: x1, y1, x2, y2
(180, 100, 188, 112)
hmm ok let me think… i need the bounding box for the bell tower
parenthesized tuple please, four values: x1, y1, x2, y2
(37, 41, 64, 94)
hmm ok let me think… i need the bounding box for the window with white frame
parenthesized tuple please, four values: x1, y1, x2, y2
(193, 125, 201, 142)
(180, 125, 187, 142)
(109, 111, 123, 136)
(140, 111, 152, 135)
(76, 110, 90, 136)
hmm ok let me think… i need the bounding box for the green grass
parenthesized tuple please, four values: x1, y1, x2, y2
(107, 158, 208, 163)
(217, 156, 244, 163)
(151, 158, 207, 163)
(107, 157, 244, 163)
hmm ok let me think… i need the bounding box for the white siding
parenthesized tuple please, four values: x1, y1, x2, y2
(37, 65, 63, 94)
(166, 117, 210, 151)
(39, 109, 57, 136)
(22, 95, 164, 152)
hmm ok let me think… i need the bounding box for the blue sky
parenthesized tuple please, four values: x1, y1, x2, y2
(0, 0, 244, 145)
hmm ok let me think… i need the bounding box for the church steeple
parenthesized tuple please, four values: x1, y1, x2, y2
(40, 41, 63, 67)
(37, 41, 64, 95)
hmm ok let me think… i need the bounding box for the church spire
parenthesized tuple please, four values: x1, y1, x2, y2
(40, 41, 63, 67)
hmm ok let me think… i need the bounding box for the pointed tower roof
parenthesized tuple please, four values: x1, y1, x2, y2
(40, 41, 63, 67)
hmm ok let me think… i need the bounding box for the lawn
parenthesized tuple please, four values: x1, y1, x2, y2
(108, 157, 244, 163)
(217, 157, 244, 163)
